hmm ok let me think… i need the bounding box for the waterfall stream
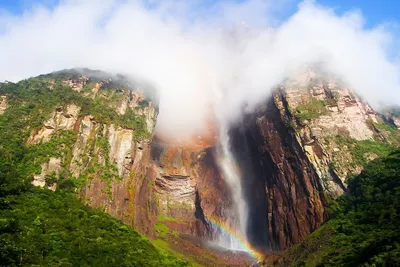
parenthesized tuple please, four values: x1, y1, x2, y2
(214, 122, 249, 251)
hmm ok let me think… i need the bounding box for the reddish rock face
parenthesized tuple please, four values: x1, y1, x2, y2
(150, 132, 231, 238)
(228, 98, 327, 250)
(151, 95, 328, 251)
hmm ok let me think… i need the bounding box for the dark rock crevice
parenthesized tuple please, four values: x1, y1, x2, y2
(194, 188, 212, 238)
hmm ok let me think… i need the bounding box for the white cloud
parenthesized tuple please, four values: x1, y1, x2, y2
(0, 0, 399, 138)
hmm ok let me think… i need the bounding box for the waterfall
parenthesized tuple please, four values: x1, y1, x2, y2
(214, 121, 249, 251)
(210, 53, 250, 251)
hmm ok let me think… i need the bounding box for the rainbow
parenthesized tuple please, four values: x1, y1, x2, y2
(206, 217, 265, 262)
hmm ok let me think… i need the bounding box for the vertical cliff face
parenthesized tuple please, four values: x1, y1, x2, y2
(24, 68, 399, 256)
(274, 67, 399, 198)
(72, 93, 159, 237)
(26, 71, 160, 238)
(229, 99, 327, 250)
(77, 124, 158, 237)
(202, 67, 398, 251)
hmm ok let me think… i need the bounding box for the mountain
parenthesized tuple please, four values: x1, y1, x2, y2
(0, 68, 399, 266)
(0, 70, 185, 266)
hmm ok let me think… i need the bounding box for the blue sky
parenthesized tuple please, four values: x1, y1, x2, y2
(0, 0, 399, 28)
(318, 0, 399, 27)
(0, 0, 58, 13)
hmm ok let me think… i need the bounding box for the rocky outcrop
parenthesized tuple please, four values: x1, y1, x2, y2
(394, 117, 400, 128)
(384, 108, 400, 129)
(129, 91, 145, 109)
(27, 104, 80, 144)
(91, 82, 103, 98)
(32, 157, 62, 191)
(282, 70, 377, 140)
(274, 68, 388, 197)
(138, 102, 157, 133)
(31, 104, 159, 237)
(0, 95, 7, 115)
(63, 75, 89, 92)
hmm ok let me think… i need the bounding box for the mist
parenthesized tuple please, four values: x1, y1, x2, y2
(0, 0, 399, 138)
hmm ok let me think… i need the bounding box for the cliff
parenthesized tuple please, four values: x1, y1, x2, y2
(232, 67, 399, 250)
(2, 70, 159, 238)
(228, 99, 327, 250)
(275, 67, 399, 198)
(2, 67, 398, 263)
(148, 67, 399, 252)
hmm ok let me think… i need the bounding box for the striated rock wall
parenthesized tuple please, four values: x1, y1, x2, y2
(81, 137, 158, 237)
(229, 99, 327, 250)
(69, 115, 98, 177)
(30, 108, 159, 237)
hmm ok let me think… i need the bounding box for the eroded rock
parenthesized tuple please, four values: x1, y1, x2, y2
(63, 75, 89, 92)
(32, 157, 61, 191)
(27, 104, 81, 144)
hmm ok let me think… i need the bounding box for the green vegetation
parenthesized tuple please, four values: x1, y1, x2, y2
(272, 151, 400, 266)
(119, 107, 150, 140)
(0, 71, 150, 142)
(332, 135, 396, 167)
(0, 69, 151, 189)
(373, 122, 400, 145)
(293, 100, 329, 122)
(373, 122, 398, 133)
(79, 98, 149, 140)
(0, 188, 187, 266)
(152, 222, 206, 267)
(158, 215, 182, 223)
(0, 70, 186, 266)
(155, 223, 171, 238)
